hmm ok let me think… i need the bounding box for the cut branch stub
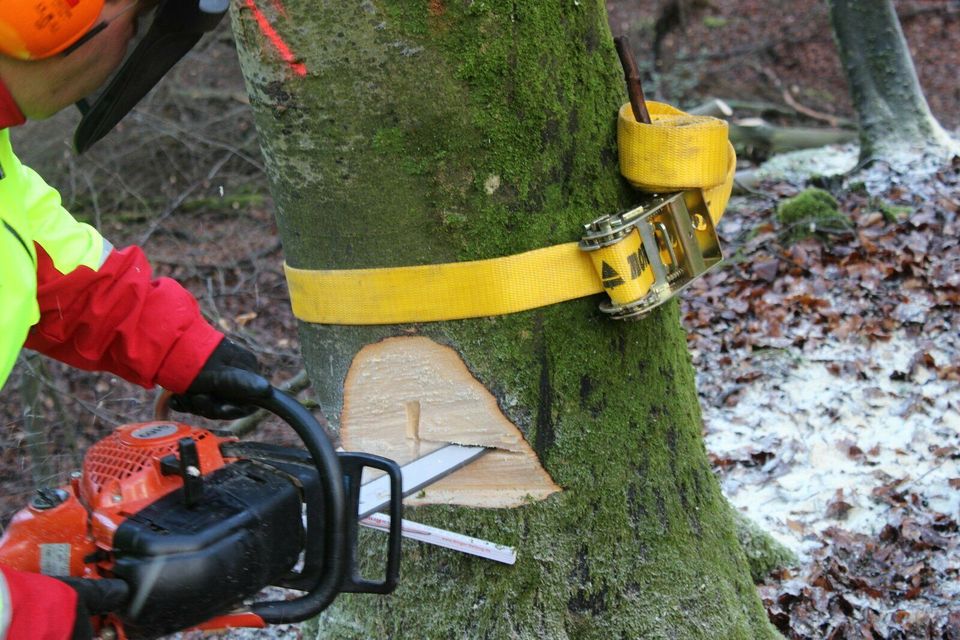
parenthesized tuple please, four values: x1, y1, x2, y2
(341, 336, 561, 508)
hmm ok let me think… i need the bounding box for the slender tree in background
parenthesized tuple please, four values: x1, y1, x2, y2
(231, 1, 778, 637)
(828, 0, 956, 162)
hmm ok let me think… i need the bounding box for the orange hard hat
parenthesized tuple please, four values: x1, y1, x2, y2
(0, 0, 105, 60)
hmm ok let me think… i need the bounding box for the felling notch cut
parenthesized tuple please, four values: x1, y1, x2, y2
(283, 100, 735, 325)
(341, 337, 560, 509)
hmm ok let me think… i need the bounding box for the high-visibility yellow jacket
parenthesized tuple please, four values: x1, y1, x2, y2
(0, 127, 223, 392)
(0, 126, 110, 386)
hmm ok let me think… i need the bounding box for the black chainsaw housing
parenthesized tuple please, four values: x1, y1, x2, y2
(111, 458, 308, 638)
(110, 440, 402, 639)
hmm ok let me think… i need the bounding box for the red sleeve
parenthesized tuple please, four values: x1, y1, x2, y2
(24, 244, 224, 393)
(1, 566, 77, 640)
(0, 77, 26, 129)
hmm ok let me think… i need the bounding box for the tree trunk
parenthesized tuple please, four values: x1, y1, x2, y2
(729, 119, 857, 156)
(231, 1, 777, 637)
(828, 0, 955, 162)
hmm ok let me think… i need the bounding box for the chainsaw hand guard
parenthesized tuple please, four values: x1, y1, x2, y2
(337, 453, 402, 595)
(240, 388, 348, 622)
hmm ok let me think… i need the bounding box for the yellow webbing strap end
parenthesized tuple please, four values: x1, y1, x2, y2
(285, 242, 603, 325)
(617, 101, 735, 224)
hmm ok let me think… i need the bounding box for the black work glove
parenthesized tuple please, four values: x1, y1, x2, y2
(57, 577, 130, 640)
(169, 338, 271, 419)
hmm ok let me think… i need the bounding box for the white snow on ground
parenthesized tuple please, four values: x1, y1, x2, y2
(700, 145, 960, 585)
(701, 333, 960, 560)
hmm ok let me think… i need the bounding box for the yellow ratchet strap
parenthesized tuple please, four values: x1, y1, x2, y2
(618, 101, 736, 224)
(285, 101, 735, 325)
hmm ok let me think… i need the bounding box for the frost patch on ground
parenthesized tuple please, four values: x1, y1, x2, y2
(703, 331, 960, 566)
(752, 144, 860, 184)
(852, 141, 960, 197)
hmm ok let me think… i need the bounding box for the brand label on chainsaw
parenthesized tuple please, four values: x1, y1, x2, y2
(40, 543, 71, 576)
(131, 423, 178, 440)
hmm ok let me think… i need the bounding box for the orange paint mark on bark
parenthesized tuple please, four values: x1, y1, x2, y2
(244, 0, 307, 77)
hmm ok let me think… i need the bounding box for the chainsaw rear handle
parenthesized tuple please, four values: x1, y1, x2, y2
(242, 387, 348, 623)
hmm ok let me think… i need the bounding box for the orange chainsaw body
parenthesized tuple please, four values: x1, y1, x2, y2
(0, 420, 230, 569)
(0, 387, 402, 639)
(0, 420, 250, 637)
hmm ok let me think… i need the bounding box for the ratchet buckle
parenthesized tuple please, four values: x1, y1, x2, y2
(580, 190, 723, 320)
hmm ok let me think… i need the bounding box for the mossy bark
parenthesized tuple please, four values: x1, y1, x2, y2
(828, 0, 954, 162)
(731, 511, 797, 584)
(230, 1, 778, 637)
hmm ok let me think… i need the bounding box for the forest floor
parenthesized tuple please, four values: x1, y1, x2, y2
(1, 1, 958, 638)
(686, 161, 960, 638)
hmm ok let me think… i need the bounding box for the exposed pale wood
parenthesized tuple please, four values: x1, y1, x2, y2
(341, 336, 561, 508)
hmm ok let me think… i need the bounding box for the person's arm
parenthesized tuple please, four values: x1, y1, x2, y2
(9, 150, 223, 393)
(25, 242, 224, 393)
(0, 566, 78, 640)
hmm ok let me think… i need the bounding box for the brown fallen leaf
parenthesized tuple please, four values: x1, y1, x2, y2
(826, 489, 854, 520)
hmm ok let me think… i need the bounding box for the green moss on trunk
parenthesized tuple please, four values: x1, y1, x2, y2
(231, 0, 778, 637)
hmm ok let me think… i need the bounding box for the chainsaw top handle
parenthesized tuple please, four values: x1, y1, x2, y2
(240, 387, 347, 623)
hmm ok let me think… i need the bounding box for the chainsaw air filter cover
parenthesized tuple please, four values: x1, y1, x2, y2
(79, 421, 225, 511)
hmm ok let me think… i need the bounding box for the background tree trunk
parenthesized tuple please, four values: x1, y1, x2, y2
(827, 0, 955, 162)
(231, 1, 778, 637)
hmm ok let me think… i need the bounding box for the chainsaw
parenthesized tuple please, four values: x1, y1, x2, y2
(0, 386, 406, 639)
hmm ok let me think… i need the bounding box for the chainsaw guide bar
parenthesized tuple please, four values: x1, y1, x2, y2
(358, 444, 490, 519)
